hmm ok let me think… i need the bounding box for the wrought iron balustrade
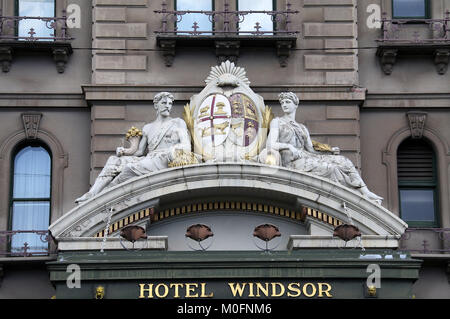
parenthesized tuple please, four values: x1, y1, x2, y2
(0, 9, 73, 42)
(154, 1, 299, 36)
(375, 11, 450, 75)
(0, 10, 73, 73)
(377, 11, 450, 43)
(0, 230, 55, 257)
(399, 228, 450, 254)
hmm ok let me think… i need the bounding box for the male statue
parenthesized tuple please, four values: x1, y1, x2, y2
(75, 92, 192, 203)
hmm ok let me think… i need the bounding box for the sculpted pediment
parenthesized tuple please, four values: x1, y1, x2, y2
(49, 163, 407, 251)
(51, 61, 407, 251)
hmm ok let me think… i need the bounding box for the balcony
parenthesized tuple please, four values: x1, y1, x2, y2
(154, 1, 299, 67)
(0, 10, 73, 73)
(376, 11, 450, 75)
(0, 230, 55, 258)
(399, 228, 450, 256)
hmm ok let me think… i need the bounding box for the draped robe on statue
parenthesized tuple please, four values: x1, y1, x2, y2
(276, 117, 366, 190)
(108, 118, 186, 186)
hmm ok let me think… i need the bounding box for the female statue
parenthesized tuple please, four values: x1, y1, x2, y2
(262, 92, 383, 204)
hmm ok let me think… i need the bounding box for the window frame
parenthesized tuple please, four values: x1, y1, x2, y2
(174, 0, 215, 33)
(236, 0, 277, 33)
(397, 139, 440, 228)
(392, 0, 430, 20)
(8, 141, 53, 253)
(15, 0, 57, 39)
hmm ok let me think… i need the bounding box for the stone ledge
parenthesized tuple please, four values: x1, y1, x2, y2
(288, 235, 400, 250)
(56, 236, 168, 251)
(49, 163, 407, 239)
(82, 84, 367, 102)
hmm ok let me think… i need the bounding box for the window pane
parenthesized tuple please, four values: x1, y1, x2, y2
(238, 0, 273, 33)
(11, 201, 50, 253)
(393, 0, 427, 18)
(13, 146, 51, 199)
(18, 0, 55, 39)
(176, 0, 212, 33)
(400, 189, 435, 222)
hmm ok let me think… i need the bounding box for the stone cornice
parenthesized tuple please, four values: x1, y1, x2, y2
(49, 163, 407, 239)
(0, 93, 88, 108)
(82, 85, 366, 103)
(364, 92, 450, 109)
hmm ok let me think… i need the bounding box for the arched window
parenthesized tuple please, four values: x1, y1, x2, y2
(17, 0, 56, 39)
(10, 143, 51, 254)
(397, 138, 438, 227)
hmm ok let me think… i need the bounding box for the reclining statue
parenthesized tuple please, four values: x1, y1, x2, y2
(75, 92, 192, 203)
(259, 92, 383, 204)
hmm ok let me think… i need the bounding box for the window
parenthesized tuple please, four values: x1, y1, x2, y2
(397, 138, 438, 227)
(392, 0, 430, 19)
(176, 0, 213, 34)
(238, 0, 274, 34)
(17, 0, 56, 39)
(10, 144, 51, 254)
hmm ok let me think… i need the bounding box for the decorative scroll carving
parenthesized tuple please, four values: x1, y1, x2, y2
(434, 49, 450, 75)
(52, 48, 70, 73)
(21, 113, 42, 140)
(407, 111, 427, 139)
(159, 39, 176, 67)
(378, 48, 397, 75)
(0, 46, 12, 73)
(215, 40, 240, 64)
(276, 40, 293, 67)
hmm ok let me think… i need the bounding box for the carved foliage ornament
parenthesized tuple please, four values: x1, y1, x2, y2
(21, 113, 42, 140)
(407, 111, 427, 139)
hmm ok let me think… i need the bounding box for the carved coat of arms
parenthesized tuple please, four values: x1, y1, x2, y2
(184, 61, 273, 162)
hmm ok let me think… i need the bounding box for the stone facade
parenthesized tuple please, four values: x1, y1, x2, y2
(0, 0, 449, 299)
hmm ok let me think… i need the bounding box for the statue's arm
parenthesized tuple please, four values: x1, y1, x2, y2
(303, 124, 340, 155)
(267, 119, 296, 152)
(302, 125, 318, 154)
(132, 131, 148, 157)
(172, 120, 192, 152)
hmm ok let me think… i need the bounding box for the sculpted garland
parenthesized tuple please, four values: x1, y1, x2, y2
(76, 62, 382, 205)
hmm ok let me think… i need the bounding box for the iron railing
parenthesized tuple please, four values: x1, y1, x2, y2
(377, 11, 450, 43)
(0, 230, 54, 257)
(154, 0, 299, 36)
(0, 9, 73, 42)
(399, 228, 450, 254)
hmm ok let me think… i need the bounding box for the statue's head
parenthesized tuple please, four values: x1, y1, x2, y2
(278, 92, 299, 106)
(278, 92, 299, 114)
(153, 92, 175, 116)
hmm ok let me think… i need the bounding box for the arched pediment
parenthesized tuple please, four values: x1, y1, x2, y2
(49, 163, 408, 240)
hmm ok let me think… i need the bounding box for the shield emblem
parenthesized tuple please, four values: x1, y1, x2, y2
(196, 94, 232, 147)
(229, 93, 259, 147)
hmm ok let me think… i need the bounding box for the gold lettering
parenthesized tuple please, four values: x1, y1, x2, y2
(228, 283, 247, 297)
(271, 282, 285, 297)
(248, 283, 255, 297)
(139, 284, 153, 299)
(200, 283, 214, 298)
(255, 283, 269, 297)
(185, 283, 199, 298)
(169, 283, 184, 298)
(155, 284, 169, 298)
(318, 283, 333, 298)
(303, 283, 317, 298)
(287, 283, 301, 297)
